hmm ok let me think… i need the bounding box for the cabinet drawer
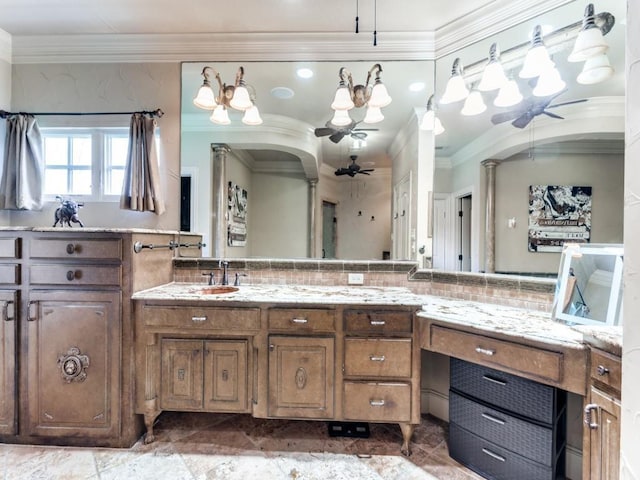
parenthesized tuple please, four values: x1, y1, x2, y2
(0, 237, 19, 258)
(343, 382, 411, 422)
(450, 391, 557, 466)
(449, 423, 555, 480)
(30, 264, 121, 286)
(451, 358, 560, 425)
(0, 264, 19, 284)
(590, 349, 621, 392)
(30, 238, 122, 260)
(143, 306, 260, 331)
(430, 325, 563, 384)
(344, 338, 412, 378)
(344, 309, 412, 335)
(268, 308, 335, 332)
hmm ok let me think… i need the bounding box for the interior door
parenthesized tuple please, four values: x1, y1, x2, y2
(322, 201, 337, 259)
(393, 174, 412, 260)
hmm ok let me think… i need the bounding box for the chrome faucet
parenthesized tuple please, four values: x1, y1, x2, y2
(202, 272, 216, 285)
(234, 272, 248, 286)
(219, 260, 229, 285)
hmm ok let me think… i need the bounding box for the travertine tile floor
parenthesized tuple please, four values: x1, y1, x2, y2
(0, 413, 485, 480)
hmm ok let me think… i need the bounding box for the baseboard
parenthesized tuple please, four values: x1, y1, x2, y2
(421, 387, 449, 422)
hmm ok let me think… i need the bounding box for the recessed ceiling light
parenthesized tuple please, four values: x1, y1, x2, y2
(271, 87, 295, 99)
(297, 68, 314, 79)
(409, 82, 426, 92)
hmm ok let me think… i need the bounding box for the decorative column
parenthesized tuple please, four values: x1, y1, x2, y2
(308, 179, 317, 258)
(211, 144, 229, 258)
(481, 159, 500, 273)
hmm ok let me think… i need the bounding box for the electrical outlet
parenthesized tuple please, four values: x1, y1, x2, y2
(348, 273, 364, 285)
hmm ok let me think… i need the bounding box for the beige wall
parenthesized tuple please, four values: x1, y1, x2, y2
(9, 62, 181, 231)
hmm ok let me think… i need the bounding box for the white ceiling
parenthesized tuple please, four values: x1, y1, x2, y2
(0, 0, 627, 175)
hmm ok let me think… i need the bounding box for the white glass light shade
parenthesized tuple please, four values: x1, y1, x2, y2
(533, 66, 566, 97)
(331, 109, 353, 126)
(493, 79, 523, 107)
(519, 45, 554, 78)
(331, 85, 354, 110)
(440, 75, 469, 104)
(193, 85, 217, 110)
(577, 53, 614, 84)
(242, 105, 263, 125)
(461, 90, 487, 116)
(478, 61, 508, 91)
(569, 4, 609, 62)
(433, 116, 445, 135)
(368, 82, 392, 108)
(363, 106, 384, 124)
(210, 105, 231, 125)
(419, 110, 445, 135)
(229, 85, 253, 111)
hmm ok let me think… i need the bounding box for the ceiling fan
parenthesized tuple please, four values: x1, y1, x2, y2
(334, 155, 375, 177)
(491, 89, 588, 129)
(314, 120, 378, 144)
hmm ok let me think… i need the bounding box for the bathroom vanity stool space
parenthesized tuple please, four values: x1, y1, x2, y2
(132, 286, 424, 455)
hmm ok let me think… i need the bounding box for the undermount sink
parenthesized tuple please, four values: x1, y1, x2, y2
(199, 286, 239, 295)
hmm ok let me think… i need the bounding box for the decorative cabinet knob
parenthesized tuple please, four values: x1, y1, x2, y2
(596, 365, 610, 376)
(66, 243, 77, 254)
(66, 270, 78, 281)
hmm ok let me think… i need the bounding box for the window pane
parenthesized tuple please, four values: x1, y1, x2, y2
(44, 169, 68, 195)
(70, 169, 92, 195)
(107, 169, 125, 195)
(109, 137, 129, 167)
(44, 137, 68, 166)
(71, 136, 92, 166)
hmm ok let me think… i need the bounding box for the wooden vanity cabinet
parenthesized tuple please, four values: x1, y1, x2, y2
(0, 290, 18, 436)
(583, 348, 621, 480)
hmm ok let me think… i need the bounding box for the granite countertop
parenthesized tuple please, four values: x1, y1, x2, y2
(419, 296, 622, 355)
(133, 282, 425, 307)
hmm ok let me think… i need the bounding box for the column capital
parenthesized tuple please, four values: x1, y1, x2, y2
(481, 159, 501, 168)
(211, 144, 230, 154)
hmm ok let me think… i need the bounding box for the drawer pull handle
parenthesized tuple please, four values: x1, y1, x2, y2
(584, 403, 599, 429)
(369, 355, 386, 362)
(482, 374, 507, 386)
(481, 413, 505, 425)
(482, 448, 506, 463)
(475, 347, 495, 356)
(292, 318, 308, 324)
(191, 316, 207, 322)
(66, 270, 77, 281)
(66, 243, 77, 254)
(370, 320, 386, 326)
(369, 399, 385, 407)
(596, 365, 610, 376)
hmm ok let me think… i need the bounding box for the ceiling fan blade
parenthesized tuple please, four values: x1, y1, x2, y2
(360, 168, 375, 173)
(329, 131, 346, 143)
(547, 98, 588, 109)
(314, 127, 336, 137)
(491, 109, 526, 125)
(542, 111, 564, 120)
(511, 112, 535, 129)
(357, 171, 371, 175)
(334, 169, 349, 176)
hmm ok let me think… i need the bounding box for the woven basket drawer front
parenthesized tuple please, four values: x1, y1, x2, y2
(450, 391, 554, 466)
(449, 423, 554, 480)
(451, 358, 555, 424)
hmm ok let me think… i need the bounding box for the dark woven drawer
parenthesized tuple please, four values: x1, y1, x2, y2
(450, 358, 561, 424)
(450, 390, 556, 466)
(449, 423, 557, 480)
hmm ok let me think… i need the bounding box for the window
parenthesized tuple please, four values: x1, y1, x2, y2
(42, 128, 130, 200)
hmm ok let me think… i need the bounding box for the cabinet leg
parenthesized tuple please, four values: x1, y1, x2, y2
(399, 423, 414, 456)
(143, 399, 161, 444)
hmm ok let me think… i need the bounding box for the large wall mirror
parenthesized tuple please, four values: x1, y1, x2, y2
(181, 60, 435, 260)
(433, 0, 626, 275)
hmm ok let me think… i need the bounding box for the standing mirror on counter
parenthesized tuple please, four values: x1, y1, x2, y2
(552, 243, 623, 326)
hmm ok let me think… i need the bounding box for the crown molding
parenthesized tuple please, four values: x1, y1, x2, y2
(10, 31, 436, 64)
(435, 0, 573, 58)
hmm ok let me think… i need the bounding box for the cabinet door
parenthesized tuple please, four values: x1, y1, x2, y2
(27, 290, 120, 438)
(203, 340, 248, 412)
(0, 291, 17, 435)
(587, 387, 621, 480)
(161, 339, 204, 410)
(268, 336, 334, 419)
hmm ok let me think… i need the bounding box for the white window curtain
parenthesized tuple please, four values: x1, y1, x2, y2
(120, 112, 165, 214)
(0, 114, 44, 210)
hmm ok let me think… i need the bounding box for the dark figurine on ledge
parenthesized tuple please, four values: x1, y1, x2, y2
(53, 196, 84, 227)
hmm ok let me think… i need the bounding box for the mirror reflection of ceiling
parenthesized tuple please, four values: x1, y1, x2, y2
(434, 0, 626, 165)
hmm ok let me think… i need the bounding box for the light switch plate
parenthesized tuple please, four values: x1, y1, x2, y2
(348, 273, 364, 285)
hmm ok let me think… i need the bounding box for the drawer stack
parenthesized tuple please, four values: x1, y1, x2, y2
(449, 358, 566, 480)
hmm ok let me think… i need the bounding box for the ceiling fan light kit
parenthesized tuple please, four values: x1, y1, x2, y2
(532, 65, 567, 97)
(493, 78, 524, 107)
(193, 66, 263, 126)
(461, 87, 487, 116)
(334, 155, 375, 177)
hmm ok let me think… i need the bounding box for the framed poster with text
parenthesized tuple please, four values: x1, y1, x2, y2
(528, 185, 592, 252)
(228, 181, 248, 247)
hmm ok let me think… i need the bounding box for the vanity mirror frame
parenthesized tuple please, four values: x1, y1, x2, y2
(552, 243, 623, 326)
